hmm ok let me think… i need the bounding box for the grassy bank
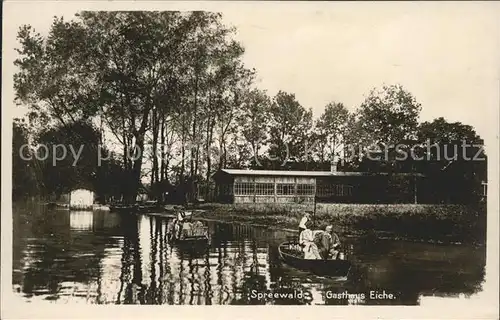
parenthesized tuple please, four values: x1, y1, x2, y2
(189, 203, 486, 244)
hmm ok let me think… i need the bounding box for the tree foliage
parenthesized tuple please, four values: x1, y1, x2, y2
(14, 11, 252, 202)
(355, 84, 422, 149)
(315, 102, 354, 163)
(35, 121, 102, 196)
(268, 91, 313, 165)
(237, 89, 271, 160)
(417, 118, 486, 203)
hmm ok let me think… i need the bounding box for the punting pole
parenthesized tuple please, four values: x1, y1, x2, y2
(313, 195, 317, 220)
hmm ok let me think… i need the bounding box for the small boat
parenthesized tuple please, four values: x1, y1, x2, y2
(46, 202, 69, 209)
(170, 234, 210, 257)
(138, 201, 163, 213)
(109, 204, 138, 213)
(109, 202, 162, 214)
(278, 242, 351, 277)
(174, 235, 210, 258)
(174, 234, 210, 246)
(167, 217, 210, 247)
(92, 204, 110, 211)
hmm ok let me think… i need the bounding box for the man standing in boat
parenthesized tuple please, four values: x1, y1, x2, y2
(298, 211, 312, 234)
(171, 211, 187, 240)
(166, 219, 175, 241)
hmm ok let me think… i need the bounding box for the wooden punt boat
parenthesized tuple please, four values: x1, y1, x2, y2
(171, 235, 210, 258)
(278, 242, 351, 277)
(46, 202, 69, 210)
(109, 204, 139, 214)
(174, 234, 210, 246)
(168, 224, 211, 247)
(174, 236, 210, 258)
(109, 203, 162, 214)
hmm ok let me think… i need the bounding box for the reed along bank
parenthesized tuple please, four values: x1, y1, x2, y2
(189, 203, 486, 245)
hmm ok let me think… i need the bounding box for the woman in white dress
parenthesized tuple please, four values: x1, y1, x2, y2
(299, 228, 322, 259)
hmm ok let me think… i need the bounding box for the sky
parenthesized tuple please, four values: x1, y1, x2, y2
(2, 1, 500, 148)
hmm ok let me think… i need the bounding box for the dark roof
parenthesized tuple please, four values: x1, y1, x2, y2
(70, 180, 95, 192)
(215, 169, 425, 177)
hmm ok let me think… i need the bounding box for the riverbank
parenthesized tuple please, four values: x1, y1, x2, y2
(171, 203, 486, 245)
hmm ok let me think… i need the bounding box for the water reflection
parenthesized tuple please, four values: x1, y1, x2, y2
(12, 203, 486, 305)
(70, 211, 94, 231)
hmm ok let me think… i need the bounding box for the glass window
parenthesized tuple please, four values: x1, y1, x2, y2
(234, 182, 255, 195)
(297, 184, 315, 195)
(255, 183, 275, 196)
(277, 183, 295, 195)
(317, 184, 352, 196)
(316, 184, 327, 196)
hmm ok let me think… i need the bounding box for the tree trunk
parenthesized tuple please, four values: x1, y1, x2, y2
(130, 133, 146, 204)
(205, 119, 214, 184)
(180, 125, 185, 184)
(151, 107, 158, 190)
(190, 74, 200, 203)
(222, 139, 228, 169)
(180, 116, 186, 205)
(128, 103, 151, 204)
(122, 138, 128, 201)
(153, 108, 162, 200)
(218, 137, 224, 170)
(160, 114, 165, 182)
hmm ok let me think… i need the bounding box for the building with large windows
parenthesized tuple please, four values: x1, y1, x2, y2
(212, 169, 424, 204)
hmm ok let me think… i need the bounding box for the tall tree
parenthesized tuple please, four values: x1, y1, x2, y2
(88, 12, 192, 203)
(14, 11, 248, 203)
(237, 89, 271, 167)
(214, 67, 254, 171)
(14, 20, 101, 128)
(354, 84, 422, 150)
(267, 91, 313, 167)
(315, 102, 354, 164)
(417, 117, 486, 203)
(34, 120, 103, 196)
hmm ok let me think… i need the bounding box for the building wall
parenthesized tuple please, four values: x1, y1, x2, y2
(232, 175, 316, 204)
(316, 176, 356, 202)
(215, 172, 420, 204)
(70, 189, 94, 210)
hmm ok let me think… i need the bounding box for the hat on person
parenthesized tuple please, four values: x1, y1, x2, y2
(325, 225, 333, 232)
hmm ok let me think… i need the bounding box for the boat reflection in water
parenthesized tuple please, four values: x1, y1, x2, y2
(12, 203, 486, 305)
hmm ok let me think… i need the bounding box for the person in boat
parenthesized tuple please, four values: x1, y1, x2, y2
(177, 211, 186, 222)
(173, 211, 188, 239)
(192, 220, 205, 237)
(298, 211, 311, 234)
(314, 225, 341, 260)
(166, 219, 176, 241)
(299, 227, 322, 259)
(181, 215, 195, 238)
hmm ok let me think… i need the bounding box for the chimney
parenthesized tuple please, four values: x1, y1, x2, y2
(330, 162, 337, 173)
(330, 154, 338, 173)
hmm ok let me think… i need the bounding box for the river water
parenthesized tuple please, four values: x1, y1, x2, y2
(12, 203, 486, 305)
